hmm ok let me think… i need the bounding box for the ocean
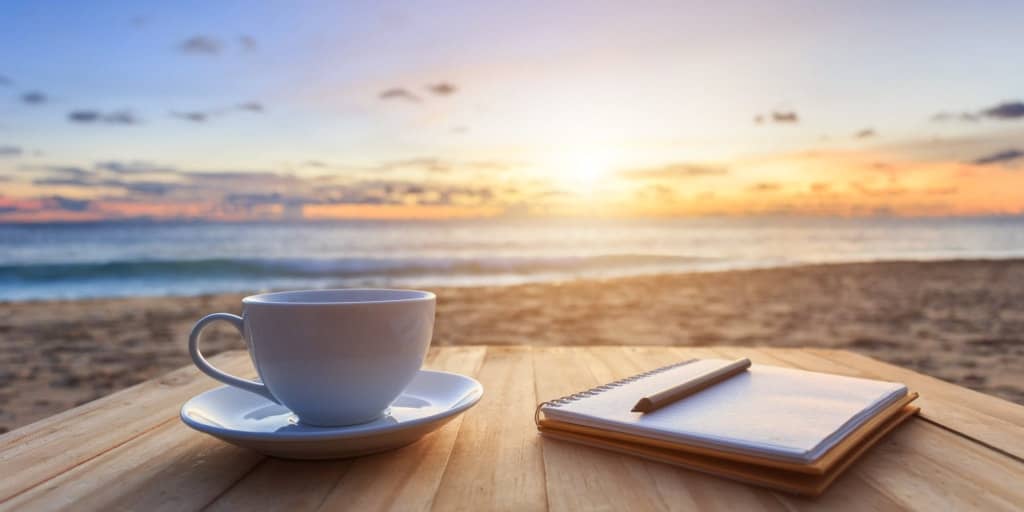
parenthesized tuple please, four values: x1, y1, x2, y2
(1, 216, 1023, 301)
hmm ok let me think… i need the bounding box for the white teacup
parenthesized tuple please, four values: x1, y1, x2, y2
(188, 288, 435, 427)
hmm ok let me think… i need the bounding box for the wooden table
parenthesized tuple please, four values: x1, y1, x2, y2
(1, 346, 1022, 511)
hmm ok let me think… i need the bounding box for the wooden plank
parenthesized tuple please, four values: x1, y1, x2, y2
(855, 421, 1024, 511)
(429, 346, 547, 511)
(714, 347, 1024, 511)
(0, 419, 263, 512)
(208, 460, 351, 511)
(2, 346, 487, 512)
(4, 345, 1022, 511)
(206, 345, 488, 511)
(806, 348, 1024, 461)
(0, 351, 254, 503)
(818, 349, 1024, 424)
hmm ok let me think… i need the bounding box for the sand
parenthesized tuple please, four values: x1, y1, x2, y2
(1, 259, 1022, 433)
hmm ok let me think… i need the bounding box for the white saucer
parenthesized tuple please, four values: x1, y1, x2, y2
(180, 370, 483, 459)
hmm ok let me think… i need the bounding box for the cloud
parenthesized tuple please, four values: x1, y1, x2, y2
(749, 182, 781, 191)
(620, 163, 728, 180)
(0, 75, 11, 86)
(931, 111, 979, 123)
(225, 192, 293, 206)
(201, 177, 499, 210)
(239, 35, 257, 52)
(931, 100, 1024, 123)
(96, 161, 178, 175)
(186, 170, 287, 181)
(971, 149, 1024, 165)
(170, 102, 264, 122)
(29, 162, 178, 190)
(180, 35, 222, 55)
(14, 158, 513, 220)
(302, 157, 512, 177)
(48, 196, 92, 212)
(634, 183, 676, 202)
(427, 82, 457, 96)
(981, 101, 1024, 120)
(115, 181, 178, 195)
(771, 111, 798, 123)
(0, 145, 22, 157)
(68, 109, 142, 125)
(31, 165, 94, 179)
(375, 157, 451, 173)
(854, 128, 877, 139)
(754, 111, 798, 124)
(372, 157, 514, 175)
(104, 110, 141, 124)
(171, 111, 208, 123)
(33, 176, 180, 196)
(32, 176, 92, 187)
(379, 88, 421, 103)
(321, 180, 496, 207)
(0, 195, 100, 217)
(810, 182, 830, 193)
(68, 111, 100, 122)
(236, 101, 264, 112)
(851, 183, 907, 196)
(21, 91, 46, 104)
(30, 162, 194, 196)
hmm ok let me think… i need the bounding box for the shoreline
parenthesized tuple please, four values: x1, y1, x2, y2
(5, 256, 1024, 304)
(1, 258, 1022, 432)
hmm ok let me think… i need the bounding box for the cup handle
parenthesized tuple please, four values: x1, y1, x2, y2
(188, 312, 279, 403)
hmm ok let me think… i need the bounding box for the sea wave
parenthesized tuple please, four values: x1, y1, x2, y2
(0, 254, 715, 283)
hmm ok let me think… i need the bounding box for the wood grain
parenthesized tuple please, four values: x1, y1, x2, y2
(0, 351, 254, 503)
(1, 419, 262, 511)
(2, 346, 1022, 511)
(205, 345, 488, 512)
(429, 346, 547, 511)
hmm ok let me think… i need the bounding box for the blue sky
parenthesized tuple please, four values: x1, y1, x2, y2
(2, 1, 1024, 220)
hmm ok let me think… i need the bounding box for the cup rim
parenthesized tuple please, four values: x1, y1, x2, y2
(242, 288, 435, 306)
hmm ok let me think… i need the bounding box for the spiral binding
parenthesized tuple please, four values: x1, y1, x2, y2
(534, 358, 698, 426)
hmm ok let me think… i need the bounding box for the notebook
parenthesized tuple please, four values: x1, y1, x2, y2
(535, 358, 919, 495)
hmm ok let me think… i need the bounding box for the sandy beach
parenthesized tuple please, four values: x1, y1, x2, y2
(1, 259, 1022, 433)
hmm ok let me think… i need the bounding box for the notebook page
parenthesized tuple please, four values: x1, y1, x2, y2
(542, 359, 907, 463)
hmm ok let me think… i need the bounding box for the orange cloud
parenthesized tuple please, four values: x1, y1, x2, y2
(4, 145, 1024, 222)
(304, 203, 504, 220)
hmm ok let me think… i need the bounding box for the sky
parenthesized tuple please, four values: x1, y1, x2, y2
(1, 0, 1024, 222)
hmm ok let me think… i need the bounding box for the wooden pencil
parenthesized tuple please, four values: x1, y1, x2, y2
(631, 358, 752, 413)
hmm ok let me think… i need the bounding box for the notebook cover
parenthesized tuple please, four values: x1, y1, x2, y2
(538, 391, 919, 475)
(539, 404, 920, 496)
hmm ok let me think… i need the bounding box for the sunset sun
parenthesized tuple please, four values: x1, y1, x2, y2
(548, 149, 620, 190)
